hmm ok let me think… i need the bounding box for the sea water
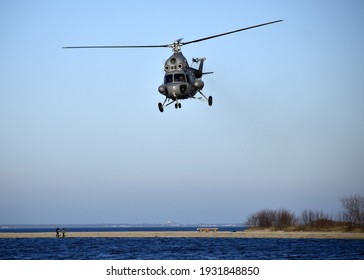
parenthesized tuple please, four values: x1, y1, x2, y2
(1, 237, 363, 260)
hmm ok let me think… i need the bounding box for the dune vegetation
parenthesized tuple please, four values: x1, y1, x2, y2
(244, 194, 364, 232)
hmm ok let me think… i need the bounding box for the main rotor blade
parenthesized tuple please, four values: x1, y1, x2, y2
(63, 44, 170, 49)
(182, 20, 283, 46)
(63, 20, 282, 50)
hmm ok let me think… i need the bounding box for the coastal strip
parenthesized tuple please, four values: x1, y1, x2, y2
(0, 231, 364, 239)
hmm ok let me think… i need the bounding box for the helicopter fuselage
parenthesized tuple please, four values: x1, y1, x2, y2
(158, 52, 205, 101)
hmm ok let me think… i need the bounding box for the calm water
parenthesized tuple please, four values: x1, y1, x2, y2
(1, 237, 363, 260)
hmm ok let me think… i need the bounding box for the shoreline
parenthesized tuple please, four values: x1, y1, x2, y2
(1, 230, 364, 239)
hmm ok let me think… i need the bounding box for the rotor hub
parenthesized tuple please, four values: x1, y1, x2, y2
(170, 38, 183, 53)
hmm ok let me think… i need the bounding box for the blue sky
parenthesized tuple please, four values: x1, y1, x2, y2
(1, 0, 363, 224)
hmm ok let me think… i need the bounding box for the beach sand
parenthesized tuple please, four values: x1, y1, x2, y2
(1, 230, 363, 239)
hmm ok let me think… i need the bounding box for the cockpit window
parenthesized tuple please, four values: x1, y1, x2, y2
(164, 74, 173, 84)
(164, 74, 187, 84)
(174, 74, 186, 82)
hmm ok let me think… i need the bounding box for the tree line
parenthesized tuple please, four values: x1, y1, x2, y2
(244, 194, 364, 231)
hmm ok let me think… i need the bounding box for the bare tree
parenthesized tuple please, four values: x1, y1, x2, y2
(245, 209, 297, 229)
(257, 209, 276, 228)
(340, 194, 364, 227)
(276, 209, 297, 228)
(301, 209, 314, 225)
(245, 209, 276, 228)
(300, 209, 334, 229)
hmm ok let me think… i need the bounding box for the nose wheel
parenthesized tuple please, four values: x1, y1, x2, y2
(175, 102, 182, 109)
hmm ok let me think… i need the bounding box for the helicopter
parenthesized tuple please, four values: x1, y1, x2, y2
(63, 20, 282, 112)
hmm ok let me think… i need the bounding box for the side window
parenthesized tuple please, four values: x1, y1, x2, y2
(186, 75, 192, 83)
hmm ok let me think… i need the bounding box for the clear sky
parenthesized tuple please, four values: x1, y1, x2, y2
(1, 0, 363, 224)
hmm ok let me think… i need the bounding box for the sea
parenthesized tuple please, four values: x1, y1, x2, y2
(1, 225, 363, 260)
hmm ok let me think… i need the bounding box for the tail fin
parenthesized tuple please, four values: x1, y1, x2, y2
(198, 57, 206, 75)
(192, 58, 209, 78)
(198, 59, 214, 76)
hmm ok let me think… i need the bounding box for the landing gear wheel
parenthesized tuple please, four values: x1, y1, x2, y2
(178, 103, 182, 108)
(175, 103, 178, 109)
(208, 96, 213, 106)
(158, 102, 164, 112)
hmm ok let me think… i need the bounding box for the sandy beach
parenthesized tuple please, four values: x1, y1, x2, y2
(1, 230, 363, 239)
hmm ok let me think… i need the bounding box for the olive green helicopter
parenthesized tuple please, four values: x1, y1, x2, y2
(64, 20, 282, 112)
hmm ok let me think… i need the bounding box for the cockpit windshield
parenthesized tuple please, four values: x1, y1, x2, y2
(174, 74, 186, 82)
(164, 74, 186, 84)
(164, 74, 173, 84)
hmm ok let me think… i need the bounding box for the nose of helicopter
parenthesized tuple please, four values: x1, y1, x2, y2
(165, 83, 181, 98)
